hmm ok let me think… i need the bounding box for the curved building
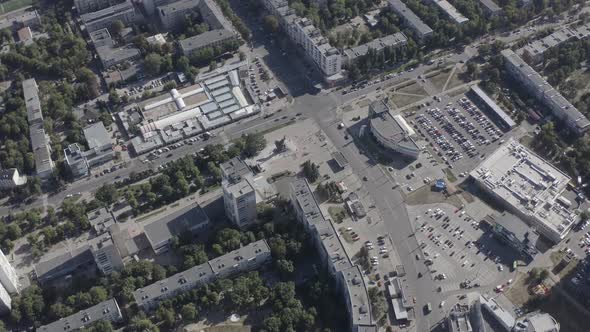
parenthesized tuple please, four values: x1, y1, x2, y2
(368, 100, 420, 159)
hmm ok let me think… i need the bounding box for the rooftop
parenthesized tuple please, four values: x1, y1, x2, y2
(220, 157, 251, 183)
(514, 312, 560, 332)
(470, 139, 575, 239)
(34, 244, 94, 283)
(432, 0, 469, 24)
(369, 100, 420, 154)
(180, 29, 235, 52)
(143, 205, 209, 248)
(0, 168, 17, 180)
(29, 123, 53, 176)
(344, 32, 407, 61)
(80, 0, 134, 24)
(448, 304, 473, 332)
(486, 212, 539, 245)
(157, 0, 198, 15)
(38, 299, 121, 332)
(342, 265, 374, 327)
(209, 239, 270, 275)
(96, 44, 141, 67)
(87, 207, 115, 235)
(387, 0, 433, 36)
(84, 122, 111, 150)
(478, 0, 502, 13)
(470, 85, 516, 128)
(23, 78, 42, 124)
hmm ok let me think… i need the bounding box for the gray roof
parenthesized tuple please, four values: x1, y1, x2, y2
(487, 212, 539, 245)
(478, 0, 502, 13)
(470, 85, 516, 128)
(209, 239, 270, 275)
(344, 33, 407, 61)
(180, 29, 236, 53)
(34, 245, 94, 283)
(0, 168, 17, 180)
(83, 122, 111, 150)
(64, 143, 86, 165)
(89, 28, 114, 48)
(158, 0, 198, 15)
(432, 0, 469, 24)
(87, 207, 115, 235)
(220, 157, 251, 183)
(369, 101, 420, 155)
(96, 44, 141, 68)
(387, 0, 433, 37)
(502, 49, 590, 134)
(144, 205, 209, 248)
(29, 123, 54, 177)
(198, 0, 234, 31)
(80, 0, 134, 23)
(23, 78, 42, 124)
(342, 265, 374, 327)
(38, 299, 122, 332)
(290, 177, 326, 227)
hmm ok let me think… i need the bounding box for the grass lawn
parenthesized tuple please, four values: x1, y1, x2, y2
(328, 205, 347, 224)
(428, 67, 453, 92)
(0, 0, 33, 14)
(443, 168, 457, 182)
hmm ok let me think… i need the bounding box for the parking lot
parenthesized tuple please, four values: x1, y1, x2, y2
(406, 93, 515, 177)
(408, 203, 516, 294)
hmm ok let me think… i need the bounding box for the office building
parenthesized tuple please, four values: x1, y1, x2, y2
(486, 212, 539, 260)
(387, 0, 433, 39)
(343, 32, 407, 66)
(468, 86, 516, 129)
(34, 245, 95, 285)
(478, 0, 502, 16)
(74, 0, 112, 14)
(289, 178, 376, 331)
(0, 10, 40, 31)
(38, 298, 123, 332)
(83, 122, 113, 167)
(90, 28, 141, 68)
(0, 284, 10, 313)
(470, 139, 576, 242)
(502, 49, 590, 135)
(368, 100, 420, 159)
(144, 205, 210, 254)
(179, 29, 237, 56)
(429, 0, 469, 24)
(64, 143, 90, 178)
(133, 239, 270, 310)
(23, 79, 54, 179)
(0, 249, 18, 294)
(0, 168, 27, 189)
(221, 158, 257, 229)
(81, 0, 140, 32)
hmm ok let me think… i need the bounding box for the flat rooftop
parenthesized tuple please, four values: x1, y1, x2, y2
(470, 85, 516, 128)
(220, 157, 251, 182)
(344, 32, 407, 60)
(432, 0, 469, 24)
(143, 205, 209, 248)
(387, 0, 433, 36)
(470, 139, 575, 239)
(342, 265, 373, 327)
(369, 101, 420, 154)
(38, 299, 121, 332)
(84, 122, 111, 150)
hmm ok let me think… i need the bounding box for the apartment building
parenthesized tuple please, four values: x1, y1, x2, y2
(179, 29, 237, 56)
(23, 79, 54, 179)
(74, 0, 112, 14)
(220, 158, 258, 229)
(133, 239, 271, 310)
(502, 49, 590, 135)
(387, 0, 433, 39)
(38, 299, 123, 332)
(83, 122, 114, 167)
(0, 284, 10, 313)
(81, 0, 140, 32)
(0, 249, 18, 294)
(64, 143, 90, 178)
(343, 32, 408, 66)
(0, 168, 27, 189)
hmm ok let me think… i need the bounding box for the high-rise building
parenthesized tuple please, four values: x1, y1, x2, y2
(0, 249, 18, 294)
(221, 158, 257, 229)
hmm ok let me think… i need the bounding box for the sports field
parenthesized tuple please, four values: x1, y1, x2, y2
(0, 0, 33, 15)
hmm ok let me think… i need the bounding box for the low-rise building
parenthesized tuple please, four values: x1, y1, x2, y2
(0, 168, 27, 189)
(0, 10, 40, 31)
(34, 245, 95, 285)
(221, 158, 257, 229)
(368, 100, 420, 159)
(83, 122, 113, 167)
(179, 29, 237, 56)
(64, 143, 90, 178)
(470, 139, 576, 243)
(447, 303, 473, 332)
(502, 48, 590, 135)
(520, 23, 590, 64)
(87, 207, 116, 234)
(468, 86, 515, 130)
(91, 236, 124, 275)
(387, 0, 433, 39)
(133, 239, 270, 310)
(74, 0, 112, 14)
(90, 28, 141, 69)
(485, 212, 539, 260)
(17, 26, 33, 45)
(81, 0, 140, 33)
(513, 312, 560, 332)
(478, 0, 502, 16)
(144, 205, 210, 254)
(38, 299, 123, 332)
(429, 0, 469, 24)
(343, 33, 407, 66)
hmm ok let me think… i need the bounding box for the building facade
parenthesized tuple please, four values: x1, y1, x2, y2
(0, 168, 27, 189)
(64, 143, 90, 178)
(221, 158, 258, 229)
(91, 237, 124, 275)
(81, 0, 140, 33)
(0, 284, 11, 313)
(0, 249, 18, 294)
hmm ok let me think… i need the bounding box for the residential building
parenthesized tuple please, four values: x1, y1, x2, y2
(0, 284, 10, 313)
(38, 299, 123, 332)
(478, 0, 502, 17)
(429, 0, 469, 24)
(289, 178, 375, 331)
(502, 49, 590, 135)
(470, 139, 576, 242)
(221, 158, 257, 229)
(287, 17, 342, 78)
(0, 10, 40, 31)
(519, 23, 590, 64)
(34, 245, 95, 284)
(91, 236, 124, 275)
(198, 0, 234, 31)
(133, 239, 270, 310)
(387, 0, 433, 39)
(90, 28, 141, 69)
(157, 0, 233, 31)
(23, 79, 54, 179)
(485, 212, 539, 260)
(0, 168, 27, 189)
(64, 143, 90, 178)
(0, 249, 19, 294)
(81, 0, 140, 33)
(144, 205, 210, 254)
(179, 29, 237, 56)
(87, 207, 116, 235)
(74, 0, 112, 14)
(368, 100, 420, 159)
(17, 26, 33, 45)
(83, 122, 113, 167)
(343, 33, 407, 66)
(468, 86, 516, 129)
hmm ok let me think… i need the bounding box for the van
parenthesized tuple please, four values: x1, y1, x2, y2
(426, 303, 432, 313)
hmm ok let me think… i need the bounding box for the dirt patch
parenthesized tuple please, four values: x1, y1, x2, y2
(443, 168, 457, 182)
(329, 205, 348, 224)
(405, 185, 463, 207)
(428, 67, 453, 92)
(445, 67, 467, 90)
(357, 99, 372, 108)
(389, 83, 428, 108)
(504, 272, 533, 306)
(446, 85, 471, 97)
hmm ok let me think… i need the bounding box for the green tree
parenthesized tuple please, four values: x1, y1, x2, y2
(144, 53, 162, 76)
(302, 160, 320, 182)
(95, 183, 120, 206)
(263, 15, 279, 32)
(111, 20, 125, 37)
(156, 305, 176, 328)
(243, 133, 266, 157)
(180, 303, 198, 322)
